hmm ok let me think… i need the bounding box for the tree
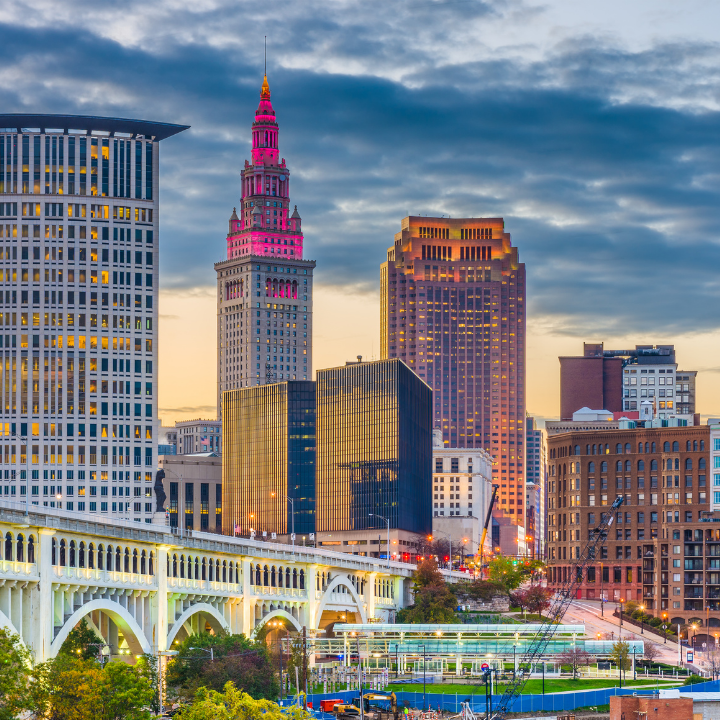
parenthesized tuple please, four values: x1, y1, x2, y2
(397, 582, 459, 624)
(412, 557, 445, 589)
(610, 640, 631, 682)
(166, 632, 279, 702)
(643, 643, 661, 666)
(32, 655, 155, 720)
(397, 557, 459, 624)
(706, 648, 720, 680)
(58, 619, 105, 661)
(488, 555, 531, 595)
(524, 585, 553, 617)
(182, 682, 309, 720)
(0, 628, 33, 720)
(456, 579, 505, 603)
(557, 647, 592, 680)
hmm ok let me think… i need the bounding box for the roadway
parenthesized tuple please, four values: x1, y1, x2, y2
(562, 599, 682, 666)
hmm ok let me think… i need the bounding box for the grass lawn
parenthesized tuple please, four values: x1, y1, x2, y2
(385, 678, 682, 695)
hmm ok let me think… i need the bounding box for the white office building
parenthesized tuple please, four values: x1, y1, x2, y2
(0, 114, 187, 521)
(431, 429, 493, 555)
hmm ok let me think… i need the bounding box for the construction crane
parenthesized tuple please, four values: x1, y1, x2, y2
(489, 494, 624, 720)
(479, 487, 497, 572)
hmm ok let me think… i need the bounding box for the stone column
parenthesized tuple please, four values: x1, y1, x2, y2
(364, 571, 377, 622)
(37, 528, 55, 661)
(154, 545, 169, 653)
(240, 558, 254, 636)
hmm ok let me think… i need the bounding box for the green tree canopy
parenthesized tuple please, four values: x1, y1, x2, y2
(166, 632, 279, 702)
(182, 682, 309, 720)
(398, 561, 459, 624)
(31, 655, 154, 720)
(58, 619, 105, 661)
(486, 556, 545, 593)
(0, 627, 33, 720)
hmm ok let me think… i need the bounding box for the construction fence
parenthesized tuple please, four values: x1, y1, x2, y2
(296, 679, 720, 715)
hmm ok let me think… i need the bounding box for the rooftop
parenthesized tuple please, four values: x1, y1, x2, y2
(0, 113, 189, 141)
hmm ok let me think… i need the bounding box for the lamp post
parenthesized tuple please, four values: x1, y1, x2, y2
(421, 643, 427, 711)
(369, 514, 390, 569)
(662, 613, 668, 644)
(639, 604, 645, 635)
(430, 530, 453, 570)
(271, 492, 296, 545)
(619, 598, 625, 639)
(270, 620, 286, 700)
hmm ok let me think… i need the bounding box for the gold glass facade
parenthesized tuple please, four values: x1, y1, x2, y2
(222, 381, 315, 537)
(316, 359, 432, 534)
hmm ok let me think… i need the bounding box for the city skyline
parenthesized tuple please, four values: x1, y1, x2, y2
(2, 2, 720, 427)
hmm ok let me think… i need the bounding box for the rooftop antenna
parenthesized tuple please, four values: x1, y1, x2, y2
(265, 36, 267, 75)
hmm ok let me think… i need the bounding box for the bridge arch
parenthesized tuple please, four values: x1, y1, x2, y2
(49, 599, 152, 659)
(315, 576, 367, 629)
(167, 603, 230, 647)
(0, 608, 23, 645)
(252, 608, 302, 638)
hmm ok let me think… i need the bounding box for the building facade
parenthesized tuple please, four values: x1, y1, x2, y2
(175, 418, 221, 455)
(525, 416, 547, 558)
(0, 114, 187, 521)
(546, 425, 716, 627)
(380, 216, 526, 526)
(222, 380, 316, 538)
(158, 453, 222, 533)
(215, 76, 314, 412)
(315, 359, 433, 555)
(431, 429, 493, 556)
(560, 343, 696, 420)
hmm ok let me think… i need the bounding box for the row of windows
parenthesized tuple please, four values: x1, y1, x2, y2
(551, 439, 706, 458)
(0, 203, 154, 222)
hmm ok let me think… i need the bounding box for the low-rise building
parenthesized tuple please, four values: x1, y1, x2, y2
(157, 454, 222, 533)
(176, 419, 222, 455)
(431, 429, 493, 558)
(546, 422, 716, 631)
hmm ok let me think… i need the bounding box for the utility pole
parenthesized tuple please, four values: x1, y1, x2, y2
(302, 625, 308, 708)
(356, 635, 364, 720)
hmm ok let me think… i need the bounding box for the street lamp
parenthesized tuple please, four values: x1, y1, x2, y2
(662, 613, 668, 644)
(639, 605, 645, 635)
(619, 598, 625, 639)
(429, 530, 452, 570)
(692, 623, 699, 655)
(369, 514, 390, 569)
(269, 620, 287, 700)
(271, 492, 296, 545)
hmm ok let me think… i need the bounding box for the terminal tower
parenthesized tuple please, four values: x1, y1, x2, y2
(215, 75, 315, 414)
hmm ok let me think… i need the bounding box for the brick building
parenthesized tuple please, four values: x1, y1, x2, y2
(546, 423, 720, 632)
(609, 696, 693, 720)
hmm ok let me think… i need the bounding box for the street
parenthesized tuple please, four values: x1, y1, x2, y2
(562, 599, 681, 666)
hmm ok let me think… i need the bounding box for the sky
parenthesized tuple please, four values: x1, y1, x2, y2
(2, 0, 720, 426)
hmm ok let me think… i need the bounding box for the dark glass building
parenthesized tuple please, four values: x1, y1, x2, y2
(316, 359, 432, 541)
(221, 381, 315, 537)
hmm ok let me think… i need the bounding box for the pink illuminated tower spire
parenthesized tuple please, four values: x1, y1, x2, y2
(227, 74, 304, 260)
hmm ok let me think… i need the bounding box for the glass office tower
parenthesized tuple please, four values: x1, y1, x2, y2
(315, 358, 432, 540)
(222, 380, 315, 537)
(0, 114, 188, 521)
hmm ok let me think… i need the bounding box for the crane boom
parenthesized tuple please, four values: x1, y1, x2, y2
(490, 494, 624, 720)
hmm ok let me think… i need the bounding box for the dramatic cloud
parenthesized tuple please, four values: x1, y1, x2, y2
(1, 0, 719, 344)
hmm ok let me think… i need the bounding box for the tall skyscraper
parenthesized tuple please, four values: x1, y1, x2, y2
(381, 216, 526, 529)
(0, 114, 187, 521)
(525, 416, 547, 558)
(216, 76, 315, 412)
